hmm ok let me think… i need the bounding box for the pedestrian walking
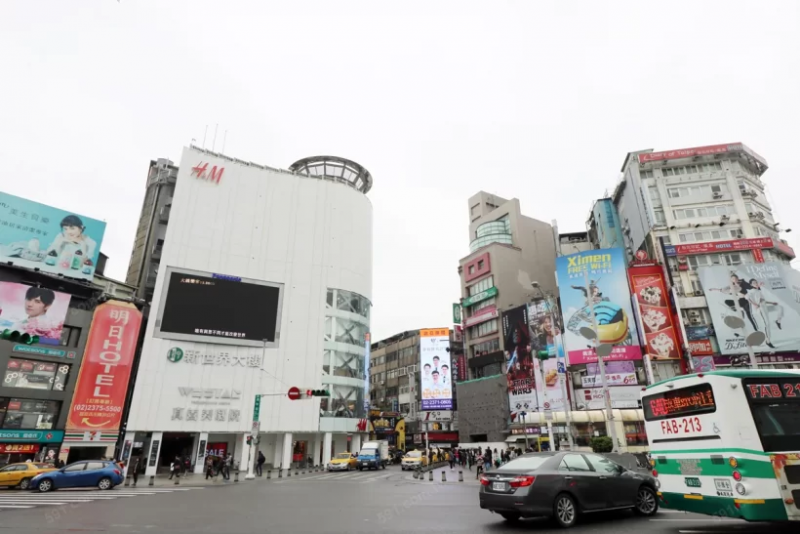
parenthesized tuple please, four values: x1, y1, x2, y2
(169, 455, 181, 480)
(131, 457, 140, 486)
(257, 451, 265, 477)
(205, 456, 215, 480)
(447, 451, 455, 470)
(222, 453, 233, 480)
(483, 447, 492, 471)
(475, 454, 484, 479)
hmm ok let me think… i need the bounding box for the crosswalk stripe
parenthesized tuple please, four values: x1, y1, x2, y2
(0, 501, 70, 505)
(360, 473, 394, 483)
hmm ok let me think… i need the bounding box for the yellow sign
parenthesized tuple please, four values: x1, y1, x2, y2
(420, 328, 449, 337)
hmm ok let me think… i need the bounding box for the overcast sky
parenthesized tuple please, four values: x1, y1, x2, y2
(3, 1, 799, 340)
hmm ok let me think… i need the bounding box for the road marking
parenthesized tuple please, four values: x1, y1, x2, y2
(0, 505, 34, 509)
(361, 474, 394, 483)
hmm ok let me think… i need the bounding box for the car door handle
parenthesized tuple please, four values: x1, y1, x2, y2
(564, 476, 573, 480)
(599, 476, 607, 480)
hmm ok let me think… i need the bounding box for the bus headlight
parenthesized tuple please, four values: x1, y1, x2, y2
(735, 482, 746, 496)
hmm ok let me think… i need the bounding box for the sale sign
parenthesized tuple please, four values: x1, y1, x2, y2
(66, 301, 142, 433)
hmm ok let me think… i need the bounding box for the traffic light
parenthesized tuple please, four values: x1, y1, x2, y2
(305, 389, 330, 397)
(536, 350, 550, 360)
(1, 329, 39, 345)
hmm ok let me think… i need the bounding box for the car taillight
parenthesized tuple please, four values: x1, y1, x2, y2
(479, 475, 490, 486)
(114, 469, 121, 476)
(509, 476, 535, 488)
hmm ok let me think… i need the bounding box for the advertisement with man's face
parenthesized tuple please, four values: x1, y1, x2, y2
(0, 192, 106, 281)
(698, 262, 800, 355)
(504, 305, 537, 421)
(419, 328, 452, 410)
(0, 282, 71, 345)
(556, 248, 642, 364)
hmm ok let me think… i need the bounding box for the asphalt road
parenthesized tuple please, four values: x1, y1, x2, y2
(0, 465, 794, 534)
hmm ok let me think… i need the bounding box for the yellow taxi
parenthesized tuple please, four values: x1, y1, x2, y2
(401, 450, 429, 471)
(327, 453, 358, 472)
(0, 462, 56, 490)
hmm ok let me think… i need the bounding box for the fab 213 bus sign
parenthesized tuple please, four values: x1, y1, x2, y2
(66, 302, 143, 432)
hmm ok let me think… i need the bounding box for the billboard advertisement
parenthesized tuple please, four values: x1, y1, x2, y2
(532, 357, 566, 411)
(0, 192, 106, 281)
(419, 328, 452, 410)
(582, 361, 638, 388)
(698, 262, 800, 355)
(574, 386, 642, 410)
(628, 265, 681, 361)
(154, 266, 284, 348)
(503, 305, 537, 421)
(0, 282, 72, 345)
(66, 301, 143, 433)
(556, 248, 642, 364)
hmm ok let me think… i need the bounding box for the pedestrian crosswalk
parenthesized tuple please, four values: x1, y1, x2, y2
(273, 470, 396, 484)
(0, 487, 204, 512)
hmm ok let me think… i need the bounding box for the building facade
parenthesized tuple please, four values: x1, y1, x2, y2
(123, 148, 373, 475)
(605, 142, 797, 375)
(368, 329, 460, 450)
(456, 192, 558, 443)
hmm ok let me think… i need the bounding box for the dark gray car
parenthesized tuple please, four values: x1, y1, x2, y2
(478, 452, 659, 528)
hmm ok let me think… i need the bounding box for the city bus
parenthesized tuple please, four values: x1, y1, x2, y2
(642, 370, 799, 522)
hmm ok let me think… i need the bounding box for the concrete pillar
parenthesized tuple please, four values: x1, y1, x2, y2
(144, 431, 163, 478)
(281, 433, 293, 471)
(312, 434, 322, 467)
(322, 432, 333, 466)
(193, 432, 208, 474)
(121, 431, 136, 482)
(351, 434, 362, 454)
(236, 433, 249, 473)
(273, 434, 284, 469)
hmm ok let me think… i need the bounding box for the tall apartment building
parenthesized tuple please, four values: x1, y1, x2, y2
(125, 158, 179, 302)
(456, 192, 558, 443)
(608, 142, 797, 374)
(369, 330, 461, 450)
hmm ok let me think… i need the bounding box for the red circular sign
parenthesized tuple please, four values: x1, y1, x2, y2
(635, 250, 648, 261)
(287, 386, 301, 401)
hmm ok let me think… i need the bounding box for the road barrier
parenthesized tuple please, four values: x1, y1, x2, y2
(458, 471, 463, 482)
(428, 471, 433, 481)
(441, 471, 446, 482)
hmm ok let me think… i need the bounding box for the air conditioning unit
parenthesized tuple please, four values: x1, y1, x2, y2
(688, 310, 701, 318)
(690, 318, 702, 325)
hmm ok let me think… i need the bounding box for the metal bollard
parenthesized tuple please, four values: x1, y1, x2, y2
(124, 476, 130, 487)
(442, 471, 446, 482)
(302, 470, 305, 475)
(295, 470, 299, 477)
(267, 470, 271, 479)
(428, 470, 433, 481)
(287, 469, 291, 477)
(234, 469, 239, 483)
(175, 475, 180, 485)
(458, 471, 464, 482)
(148, 476, 154, 487)
(278, 469, 283, 478)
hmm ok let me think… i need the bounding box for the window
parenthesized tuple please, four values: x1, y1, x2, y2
(59, 326, 81, 347)
(653, 209, 665, 225)
(625, 421, 648, 446)
(584, 453, 622, 474)
(471, 338, 500, 357)
(673, 205, 733, 220)
(471, 297, 496, 312)
(559, 454, 592, 472)
(468, 277, 494, 296)
(85, 462, 107, 471)
(477, 260, 485, 270)
(468, 265, 475, 275)
(470, 319, 498, 339)
(497, 456, 551, 471)
(691, 279, 703, 293)
(0, 398, 60, 429)
(572, 422, 607, 447)
(641, 170, 654, 179)
(3, 359, 69, 391)
(63, 463, 86, 473)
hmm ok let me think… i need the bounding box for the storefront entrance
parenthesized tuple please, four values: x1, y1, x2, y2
(160, 433, 195, 471)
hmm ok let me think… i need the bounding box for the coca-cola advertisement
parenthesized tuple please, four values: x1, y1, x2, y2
(629, 266, 680, 361)
(0, 282, 71, 345)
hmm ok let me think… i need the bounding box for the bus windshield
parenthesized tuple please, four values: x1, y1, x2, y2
(744, 377, 800, 452)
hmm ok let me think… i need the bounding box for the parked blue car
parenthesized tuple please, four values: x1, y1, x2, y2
(31, 460, 124, 492)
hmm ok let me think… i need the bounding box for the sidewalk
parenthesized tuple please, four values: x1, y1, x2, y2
(123, 472, 244, 488)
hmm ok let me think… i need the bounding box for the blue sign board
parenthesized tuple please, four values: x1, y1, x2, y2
(0, 430, 64, 443)
(12, 345, 75, 358)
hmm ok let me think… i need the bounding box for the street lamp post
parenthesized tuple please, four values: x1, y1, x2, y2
(578, 270, 620, 453)
(520, 411, 529, 451)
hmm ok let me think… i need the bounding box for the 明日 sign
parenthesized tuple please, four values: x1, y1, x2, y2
(66, 302, 142, 433)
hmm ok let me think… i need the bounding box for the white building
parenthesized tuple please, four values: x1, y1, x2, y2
(613, 142, 797, 374)
(123, 148, 373, 475)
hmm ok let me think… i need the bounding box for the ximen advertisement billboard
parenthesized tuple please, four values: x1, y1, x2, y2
(0, 282, 71, 345)
(0, 192, 106, 281)
(556, 248, 642, 364)
(419, 328, 452, 410)
(697, 262, 800, 355)
(154, 266, 284, 348)
(504, 305, 536, 421)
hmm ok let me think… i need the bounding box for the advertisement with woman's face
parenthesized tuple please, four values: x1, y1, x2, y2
(0, 282, 71, 345)
(0, 192, 106, 281)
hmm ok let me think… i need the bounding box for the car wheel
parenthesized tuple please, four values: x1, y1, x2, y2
(18, 478, 32, 491)
(634, 486, 658, 516)
(37, 479, 54, 493)
(98, 477, 113, 490)
(499, 512, 521, 523)
(553, 493, 578, 528)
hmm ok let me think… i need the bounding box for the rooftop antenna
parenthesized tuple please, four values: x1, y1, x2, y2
(212, 124, 218, 152)
(202, 125, 208, 149)
(222, 130, 228, 154)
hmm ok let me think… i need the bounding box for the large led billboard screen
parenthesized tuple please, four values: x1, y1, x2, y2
(154, 266, 283, 348)
(419, 328, 452, 410)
